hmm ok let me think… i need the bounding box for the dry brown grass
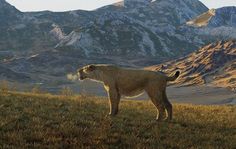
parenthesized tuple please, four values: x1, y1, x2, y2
(186, 9, 215, 27)
(0, 91, 235, 148)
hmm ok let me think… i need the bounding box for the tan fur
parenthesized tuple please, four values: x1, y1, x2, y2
(77, 64, 179, 121)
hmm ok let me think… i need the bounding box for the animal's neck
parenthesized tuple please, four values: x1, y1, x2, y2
(89, 71, 105, 83)
(89, 68, 113, 84)
(96, 70, 111, 84)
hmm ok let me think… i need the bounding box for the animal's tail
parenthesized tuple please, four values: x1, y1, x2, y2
(166, 71, 180, 81)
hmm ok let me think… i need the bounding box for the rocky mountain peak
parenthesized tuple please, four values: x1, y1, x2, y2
(0, 0, 15, 8)
(124, 0, 152, 7)
(208, 6, 236, 27)
(187, 6, 236, 27)
(0, 0, 6, 3)
(0, 0, 21, 13)
(0, 0, 23, 26)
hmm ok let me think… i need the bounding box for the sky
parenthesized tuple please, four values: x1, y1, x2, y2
(6, 0, 236, 12)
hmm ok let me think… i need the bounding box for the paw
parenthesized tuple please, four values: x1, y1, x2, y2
(156, 116, 166, 122)
(156, 118, 163, 122)
(163, 118, 171, 122)
(108, 112, 117, 117)
(109, 110, 118, 116)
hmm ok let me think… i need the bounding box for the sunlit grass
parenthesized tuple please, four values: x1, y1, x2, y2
(0, 91, 235, 148)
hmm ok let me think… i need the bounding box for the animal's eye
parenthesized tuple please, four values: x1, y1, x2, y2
(87, 65, 96, 71)
(78, 69, 83, 73)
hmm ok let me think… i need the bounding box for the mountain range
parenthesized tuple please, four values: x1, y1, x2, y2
(0, 0, 235, 92)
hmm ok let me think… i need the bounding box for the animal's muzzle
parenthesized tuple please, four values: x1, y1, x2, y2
(79, 75, 86, 80)
(78, 72, 86, 80)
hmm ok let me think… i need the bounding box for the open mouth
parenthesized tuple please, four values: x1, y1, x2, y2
(79, 76, 86, 80)
(78, 71, 86, 80)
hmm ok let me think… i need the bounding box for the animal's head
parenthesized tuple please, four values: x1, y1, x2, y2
(77, 65, 98, 80)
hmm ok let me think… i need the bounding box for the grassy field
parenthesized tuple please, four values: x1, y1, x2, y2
(0, 91, 235, 148)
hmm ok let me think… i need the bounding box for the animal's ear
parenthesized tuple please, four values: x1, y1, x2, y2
(87, 65, 96, 71)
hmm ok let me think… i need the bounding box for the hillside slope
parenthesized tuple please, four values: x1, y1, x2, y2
(186, 9, 216, 27)
(187, 6, 236, 39)
(0, 0, 209, 89)
(0, 0, 208, 56)
(148, 40, 236, 90)
(0, 92, 235, 148)
(187, 6, 236, 27)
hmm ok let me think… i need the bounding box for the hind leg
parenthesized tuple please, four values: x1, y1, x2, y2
(146, 88, 166, 121)
(163, 91, 172, 121)
(156, 102, 166, 121)
(164, 100, 172, 121)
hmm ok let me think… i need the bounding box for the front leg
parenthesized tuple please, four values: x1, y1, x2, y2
(107, 87, 120, 116)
